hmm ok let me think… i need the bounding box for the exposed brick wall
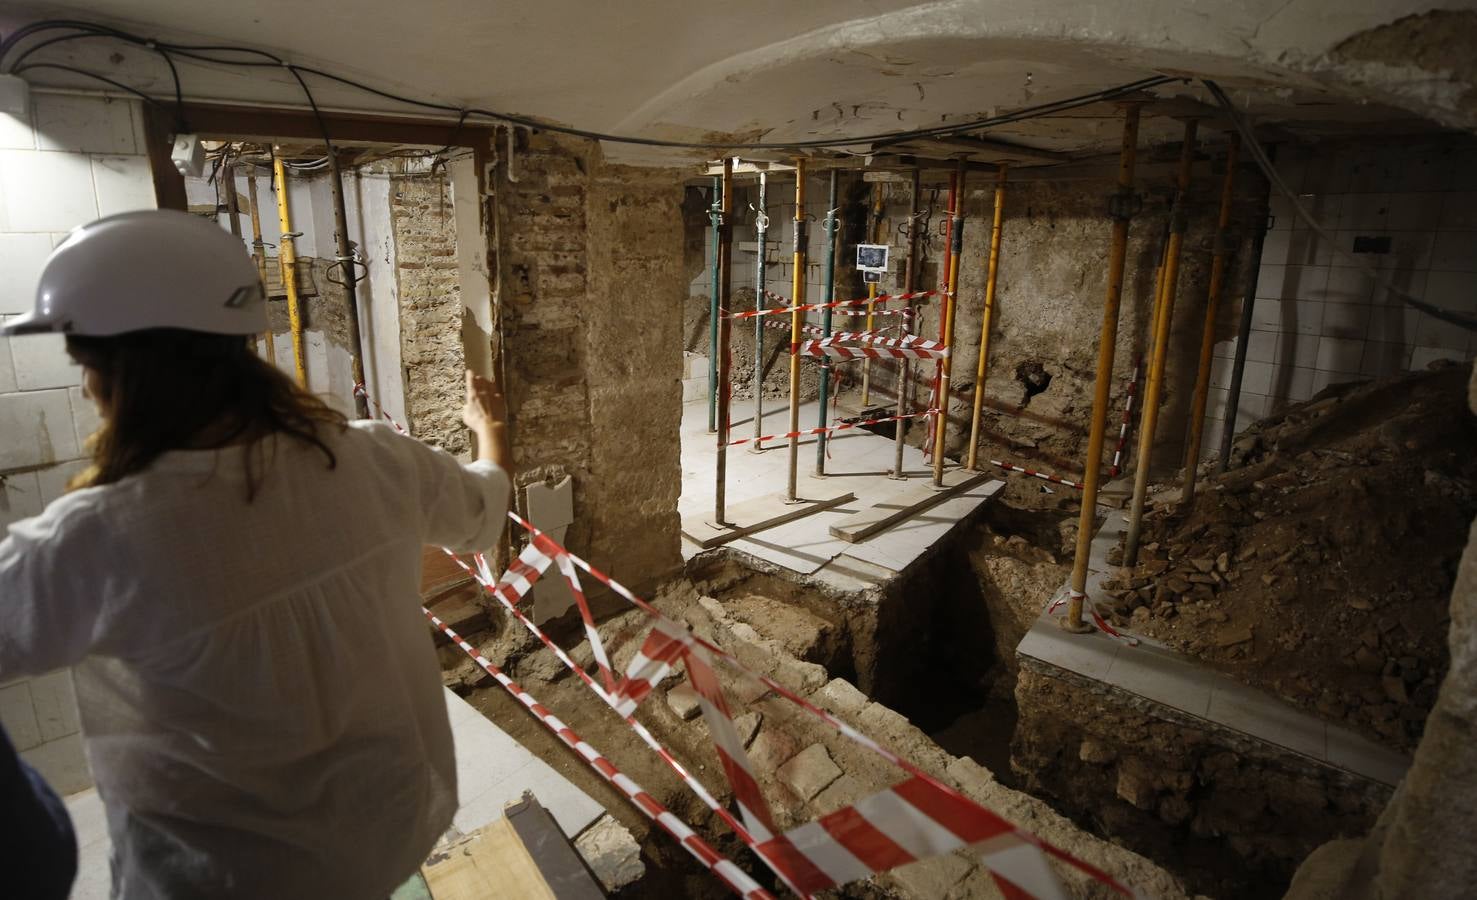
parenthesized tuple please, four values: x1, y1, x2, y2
(392, 165, 467, 454)
(496, 132, 684, 592)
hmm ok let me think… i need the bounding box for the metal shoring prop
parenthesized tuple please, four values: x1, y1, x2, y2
(1219, 147, 1277, 471)
(707, 175, 721, 433)
(1182, 132, 1240, 504)
(858, 181, 886, 405)
(271, 148, 309, 388)
(890, 168, 922, 480)
(814, 169, 840, 474)
(930, 159, 967, 488)
(785, 158, 808, 501)
(714, 159, 735, 524)
(751, 172, 769, 450)
(1063, 104, 1144, 634)
(966, 165, 1008, 471)
(244, 165, 276, 363)
(1122, 119, 1199, 566)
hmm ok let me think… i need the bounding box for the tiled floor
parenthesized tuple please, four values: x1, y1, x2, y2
(681, 396, 1003, 588)
(62, 688, 602, 899)
(1022, 509, 1411, 788)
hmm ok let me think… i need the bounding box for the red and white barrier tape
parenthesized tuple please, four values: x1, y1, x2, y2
(360, 380, 1139, 900)
(830, 306, 915, 318)
(424, 609, 774, 899)
(1046, 590, 1140, 647)
(801, 341, 948, 361)
(353, 383, 407, 434)
(988, 459, 1085, 491)
(762, 319, 828, 338)
(727, 409, 937, 448)
(1108, 355, 1143, 478)
(732, 289, 942, 320)
(807, 332, 944, 352)
(440, 546, 775, 864)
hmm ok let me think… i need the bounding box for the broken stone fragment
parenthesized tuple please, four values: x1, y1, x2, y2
(1214, 625, 1254, 647)
(1079, 739, 1116, 765)
(1382, 676, 1410, 705)
(575, 815, 645, 893)
(1191, 558, 1215, 574)
(777, 744, 843, 802)
(666, 682, 702, 721)
(733, 712, 763, 749)
(1215, 551, 1230, 573)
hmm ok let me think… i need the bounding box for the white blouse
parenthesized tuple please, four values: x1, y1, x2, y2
(0, 421, 509, 899)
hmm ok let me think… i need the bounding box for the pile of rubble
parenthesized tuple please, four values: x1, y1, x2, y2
(1101, 362, 1476, 752)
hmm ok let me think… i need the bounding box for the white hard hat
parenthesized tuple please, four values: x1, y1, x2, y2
(2, 209, 268, 337)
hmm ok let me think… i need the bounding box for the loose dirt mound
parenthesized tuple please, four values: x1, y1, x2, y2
(1101, 362, 1476, 753)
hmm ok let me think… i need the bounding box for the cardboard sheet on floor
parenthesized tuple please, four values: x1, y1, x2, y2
(828, 468, 992, 543)
(681, 489, 856, 549)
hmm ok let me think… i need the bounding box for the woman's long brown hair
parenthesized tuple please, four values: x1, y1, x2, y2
(65, 329, 347, 497)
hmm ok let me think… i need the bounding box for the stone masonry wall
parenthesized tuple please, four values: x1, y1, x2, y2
(497, 132, 684, 593)
(1013, 660, 1389, 898)
(392, 165, 467, 454)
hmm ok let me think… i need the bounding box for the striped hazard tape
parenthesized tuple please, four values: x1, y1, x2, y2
(1108, 354, 1143, 478)
(732, 289, 942, 319)
(726, 409, 936, 448)
(801, 341, 948, 361)
(829, 306, 915, 318)
(807, 332, 944, 352)
(424, 609, 774, 899)
(988, 459, 1086, 491)
(362, 382, 1141, 900)
(762, 319, 828, 338)
(1046, 590, 1141, 647)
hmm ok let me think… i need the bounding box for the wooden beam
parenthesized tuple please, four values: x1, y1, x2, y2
(142, 105, 187, 211)
(178, 102, 494, 148)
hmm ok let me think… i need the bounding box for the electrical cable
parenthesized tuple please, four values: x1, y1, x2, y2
(0, 18, 1178, 152)
(1203, 79, 1477, 332)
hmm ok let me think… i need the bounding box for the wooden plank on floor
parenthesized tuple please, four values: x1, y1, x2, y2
(828, 468, 992, 543)
(681, 490, 856, 549)
(424, 817, 554, 900)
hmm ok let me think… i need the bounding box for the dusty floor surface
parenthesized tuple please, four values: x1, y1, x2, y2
(1101, 361, 1476, 753)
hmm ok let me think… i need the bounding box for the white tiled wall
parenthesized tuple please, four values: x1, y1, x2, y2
(1200, 137, 1477, 457)
(0, 90, 158, 794)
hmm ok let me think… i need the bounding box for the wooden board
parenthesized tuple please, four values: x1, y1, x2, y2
(681, 490, 856, 549)
(424, 818, 556, 900)
(828, 469, 992, 543)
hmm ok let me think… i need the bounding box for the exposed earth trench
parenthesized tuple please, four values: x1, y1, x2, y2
(430, 364, 1471, 899)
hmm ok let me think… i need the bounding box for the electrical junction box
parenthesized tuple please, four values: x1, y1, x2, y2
(856, 243, 889, 274)
(171, 133, 206, 178)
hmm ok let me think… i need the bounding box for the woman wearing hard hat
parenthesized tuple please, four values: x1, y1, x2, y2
(0, 209, 512, 898)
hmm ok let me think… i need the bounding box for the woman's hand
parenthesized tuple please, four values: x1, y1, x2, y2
(463, 370, 511, 470)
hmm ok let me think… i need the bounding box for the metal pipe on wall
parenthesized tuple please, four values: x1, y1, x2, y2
(707, 176, 721, 433)
(966, 165, 1008, 470)
(785, 159, 809, 502)
(752, 172, 769, 450)
(271, 149, 309, 388)
(859, 183, 885, 405)
(923, 172, 958, 471)
(815, 169, 840, 474)
(1219, 146, 1277, 472)
(891, 168, 922, 479)
(325, 151, 371, 420)
(714, 159, 735, 523)
(1181, 133, 1241, 504)
(244, 165, 276, 363)
(1064, 104, 1143, 634)
(1122, 119, 1200, 567)
(931, 159, 968, 487)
